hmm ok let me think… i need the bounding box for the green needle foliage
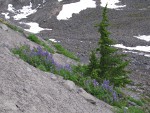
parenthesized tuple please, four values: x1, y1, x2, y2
(88, 5, 131, 87)
(86, 50, 99, 79)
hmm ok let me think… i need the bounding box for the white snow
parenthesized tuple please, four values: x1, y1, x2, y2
(20, 22, 52, 34)
(57, 0, 126, 20)
(58, 0, 63, 2)
(8, 4, 15, 13)
(49, 39, 60, 43)
(123, 50, 150, 57)
(1, 13, 10, 19)
(7, 2, 37, 20)
(100, 0, 126, 9)
(134, 35, 150, 42)
(57, 0, 96, 20)
(43, 0, 46, 3)
(113, 44, 150, 53)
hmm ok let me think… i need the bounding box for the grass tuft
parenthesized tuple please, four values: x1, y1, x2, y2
(53, 42, 79, 61)
(0, 18, 23, 33)
(27, 34, 54, 53)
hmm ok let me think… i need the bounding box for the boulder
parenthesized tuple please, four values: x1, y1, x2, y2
(50, 73, 57, 80)
(0, 23, 8, 31)
(77, 88, 96, 104)
(63, 80, 76, 91)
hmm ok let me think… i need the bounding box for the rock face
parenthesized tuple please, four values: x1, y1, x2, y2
(0, 23, 113, 113)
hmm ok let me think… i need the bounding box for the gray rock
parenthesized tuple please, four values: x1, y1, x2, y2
(50, 73, 57, 80)
(27, 67, 32, 72)
(0, 23, 8, 31)
(63, 80, 76, 91)
(4, 100, 18, 111)
(77, 88, 96, 104)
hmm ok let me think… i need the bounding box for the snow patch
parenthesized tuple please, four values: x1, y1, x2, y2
(113, 44, 150, 53)
(7, 2, 37, 20)
(123, 50, 150, 57)
(57, 0, 126, 20)
(49, 39, 60, 43)
(20, 22, 52, 34)
(57, 0, 96, 20)
(100, 0, 126, 9)
(1, 13, 10, 19)
(134, 35, 150, 42)
(8, 4, 15, 13)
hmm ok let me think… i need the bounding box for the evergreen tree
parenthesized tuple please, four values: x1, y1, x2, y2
(90, 5, 131, 86)
(87, 50, 99, 79)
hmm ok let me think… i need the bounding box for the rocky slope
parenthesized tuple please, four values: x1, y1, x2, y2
(0, 22, 113, 113)
(0, 0, 150, 111)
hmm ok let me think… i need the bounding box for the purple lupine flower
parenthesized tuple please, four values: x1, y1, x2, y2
(64, 64, 72, 72)
(112, 91, 118, 101)
(41, 50, 46, 57)
(51, 57, 55, 65)
(101, 80, 110, 90)
(46, 53, 52, 61)
(108, 85, 114, 93)
(93, 79, 99, 87)
(23, 49, 28, 55)
(44, 51, 49, 57)
(55, 63, 63, 71)
(30, 48, 37, 56)
(37, 46, 43, 55)
(104, 80, 110, 86)
(101, 80, 119, 102)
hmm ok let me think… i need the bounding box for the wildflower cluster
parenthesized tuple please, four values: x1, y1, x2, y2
(55, 63, 72, 72)
(12, 45, 73, 73)
(102, 80, 118, 102)
(13, 45, 55, 72)
(12, 45, 121, 109)
(84, 79, 118, 103)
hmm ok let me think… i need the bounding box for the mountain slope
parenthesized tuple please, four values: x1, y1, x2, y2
(0, 22, 113, 113)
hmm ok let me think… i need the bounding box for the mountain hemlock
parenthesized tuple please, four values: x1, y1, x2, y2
(88, 5, 131, 87)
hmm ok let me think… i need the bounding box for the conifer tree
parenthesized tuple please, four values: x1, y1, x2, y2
(87, 50, 99, 79)
(88, 5, 131, 86)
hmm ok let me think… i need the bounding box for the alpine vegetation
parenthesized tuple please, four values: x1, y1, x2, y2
(10, 5, 146, 113)
(87, 5, 131, 87)
(12, 44, 119, 105)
